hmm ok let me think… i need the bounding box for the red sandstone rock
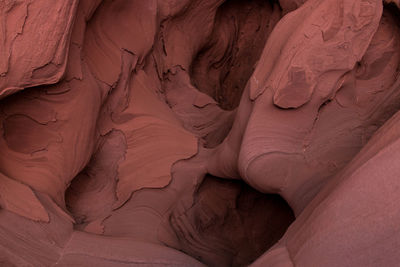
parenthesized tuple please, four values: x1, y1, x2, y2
(0, 0, 399, 266)
(0, 0, 79, 98)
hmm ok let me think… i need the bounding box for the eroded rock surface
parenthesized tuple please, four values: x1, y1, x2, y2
(0, 0, 400, 266)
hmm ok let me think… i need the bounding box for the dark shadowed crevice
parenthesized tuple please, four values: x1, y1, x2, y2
(168, 174, 294, 267)
(385, 2, 400, 27)
(190, 0, 282, 110)
(65, 130, 126, 232)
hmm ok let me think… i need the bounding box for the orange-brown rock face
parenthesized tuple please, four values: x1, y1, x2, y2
(0, 0, 400, 266)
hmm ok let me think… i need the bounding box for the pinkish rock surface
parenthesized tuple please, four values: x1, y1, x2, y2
(0, 0, 399, 266)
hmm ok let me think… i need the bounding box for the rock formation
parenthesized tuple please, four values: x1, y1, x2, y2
(0, 0, 399, 266)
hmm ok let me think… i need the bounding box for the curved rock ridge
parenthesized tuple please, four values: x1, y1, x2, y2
(0, 0, 400, 266)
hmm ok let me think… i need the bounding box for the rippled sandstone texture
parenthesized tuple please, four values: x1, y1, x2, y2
(0, 0, 400, 266)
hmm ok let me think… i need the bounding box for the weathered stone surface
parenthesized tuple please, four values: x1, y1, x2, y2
(0, 0, 399, 266)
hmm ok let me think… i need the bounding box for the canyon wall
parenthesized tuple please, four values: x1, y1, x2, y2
(0, 0, 399, 266)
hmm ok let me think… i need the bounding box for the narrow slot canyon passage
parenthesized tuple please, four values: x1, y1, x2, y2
(1, 0, 400, 266)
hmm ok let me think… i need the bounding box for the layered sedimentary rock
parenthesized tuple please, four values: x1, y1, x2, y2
(0, 0, 400, 266)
